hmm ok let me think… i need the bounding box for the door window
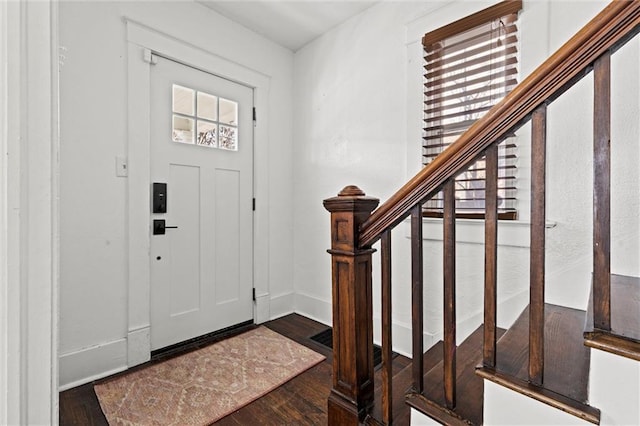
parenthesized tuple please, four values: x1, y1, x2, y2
(171, 83, 239, 151)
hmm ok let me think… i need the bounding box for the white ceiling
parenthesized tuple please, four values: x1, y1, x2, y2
(198, 1, 377, 51)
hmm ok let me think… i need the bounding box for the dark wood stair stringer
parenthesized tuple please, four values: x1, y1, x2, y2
(584, 274, 640, 361)
(406, 325, 506, 425)
(476, 304, 600, 424)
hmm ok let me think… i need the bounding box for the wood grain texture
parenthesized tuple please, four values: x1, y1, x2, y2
(411, 205, 425, 394)
(413, 325, 507, 425)
(422, 0, 522, 47)
(529, 104, 547, 386)
(585, 274, 640, 361)
(477, 304, 599, 424)
(483, 144, 499, 368)
(324, 187, 379, 424)
(59, 384, 109, 426)
(359, 1, 640, 248)
(593, 51, 612, 332)
(405, 393, 469, 426)
(380, 230, 393, 424)
(497, 305, 591, 402)
(584, 333, 640, 362)
(368, 353, 412, 426)
(60, 314, 418, 426)
(443, 180, 457, 409)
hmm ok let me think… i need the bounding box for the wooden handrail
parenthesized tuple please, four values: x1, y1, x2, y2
(359, 0, 640, 248)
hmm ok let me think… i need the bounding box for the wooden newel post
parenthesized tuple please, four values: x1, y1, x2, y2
(323, 185, 379, 425)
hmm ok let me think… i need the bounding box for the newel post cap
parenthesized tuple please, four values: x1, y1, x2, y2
(338, 185, 366, 196)
(323, 185, 380, 213)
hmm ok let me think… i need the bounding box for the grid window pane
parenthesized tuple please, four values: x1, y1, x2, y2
(219, 98, 238, 125)
(197, 120, 217, 147)
(173, 115, 195, 144)
(197, 92, 218, 121)
(219, 125, 237, 151)
(173, 85, 194, 116)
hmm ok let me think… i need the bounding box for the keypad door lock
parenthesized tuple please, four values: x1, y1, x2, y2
(153, 219, 178, 235)
(152, 182, 167, 213)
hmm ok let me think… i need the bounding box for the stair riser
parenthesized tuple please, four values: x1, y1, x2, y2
(483, 381, 592, 425)
(410, 408, 445, 425)
(589, 348, 640, 425)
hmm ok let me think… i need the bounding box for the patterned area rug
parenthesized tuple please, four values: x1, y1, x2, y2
(94, 326, 325, 425)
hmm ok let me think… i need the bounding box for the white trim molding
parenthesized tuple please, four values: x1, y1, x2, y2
(0, 1, 59, 423)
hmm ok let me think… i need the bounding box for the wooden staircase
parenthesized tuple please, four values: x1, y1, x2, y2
(477, 304, 599, 424)
(323, 1, 640, 425)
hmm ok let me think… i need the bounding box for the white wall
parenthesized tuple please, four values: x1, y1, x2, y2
(292, 1, 447, 343)
(58, 1, 293, 389)
(292, 0, 639, 355)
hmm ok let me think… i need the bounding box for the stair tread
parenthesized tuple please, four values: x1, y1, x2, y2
(496, 304, 591, 402)
(407, 325, 506, 425)
(476, 303, 600, 424)
(585, 274, 640, 360)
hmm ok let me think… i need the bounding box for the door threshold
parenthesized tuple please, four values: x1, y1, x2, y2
(151, 320, 255, 361)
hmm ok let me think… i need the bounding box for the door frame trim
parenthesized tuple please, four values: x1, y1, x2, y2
(125, 19, 271, 367)
(1, 1, 59, 422)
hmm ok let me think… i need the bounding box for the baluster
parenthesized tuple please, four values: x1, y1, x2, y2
(411, 204, 424, 394)
(529, 104, 547, 386)
(484, 144, 498, 368)
(381, 230, 393, 424)
(443, 179, 456, 409)
(593, 51, 611, 331)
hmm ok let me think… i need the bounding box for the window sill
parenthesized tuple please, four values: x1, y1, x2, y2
(404, 217, 557, 248)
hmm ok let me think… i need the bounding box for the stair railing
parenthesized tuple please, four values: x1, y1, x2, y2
(324, 1, 640, 424)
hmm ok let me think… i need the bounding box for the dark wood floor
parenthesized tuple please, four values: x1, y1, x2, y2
(59, 313, 413, 425)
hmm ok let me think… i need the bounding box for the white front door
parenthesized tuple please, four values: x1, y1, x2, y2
(149, 56, 254, 350)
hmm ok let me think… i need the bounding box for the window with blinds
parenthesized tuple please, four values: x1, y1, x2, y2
(422, 0, 522, 219)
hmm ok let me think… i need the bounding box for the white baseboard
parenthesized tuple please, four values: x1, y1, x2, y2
(269, 292, 295, 320)
(127, 326, 150, 368)
(372, 318, 437, 359)
(294, 292, 331, 325)
(294, 292, 437, 358)
(58, 338, 128, 391)
(293, 289, 529, 359)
